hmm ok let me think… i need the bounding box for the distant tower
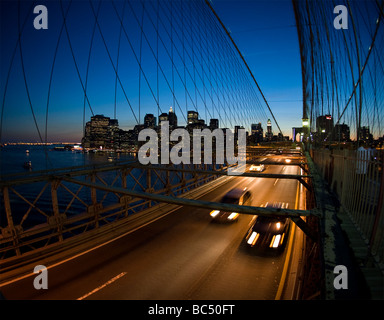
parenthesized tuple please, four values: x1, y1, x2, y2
(251, 123, 263, 142)
(188, 110, 199, 124)
(144, 113, 156, 128)
(82, 114, 118, 149)
(266, 119, 272, 141)
(168, 106, 177, 129)
(316, 114, 333, 141)
(209, 118, 219, 130)
(159, 112, 168, 124)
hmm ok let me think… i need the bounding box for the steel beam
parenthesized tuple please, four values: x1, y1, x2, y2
(0, 162, 312, 193)
(1, 187, 21, 256)
(126, 163, 312, 180)
(62, 176, 319, 240)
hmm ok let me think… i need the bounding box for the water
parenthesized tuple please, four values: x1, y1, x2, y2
(0, 145, 214, 258)
(0, 145, 137, 229)
(0, 145, 208, 230)
(0, 144, 135, 176)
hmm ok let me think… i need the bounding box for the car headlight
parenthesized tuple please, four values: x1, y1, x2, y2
(270, 233, 285, 248)
(247, 231, 259, 245)
(227, 212, 238, 220)
(210, 210, 220, 217)
(270, 234, 282, 248)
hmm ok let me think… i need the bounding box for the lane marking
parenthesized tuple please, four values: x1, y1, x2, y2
(77, 272, 127, 300)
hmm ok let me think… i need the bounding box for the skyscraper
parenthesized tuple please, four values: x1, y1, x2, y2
(266, 119, 273, 141)
(359, 126, 373, 143)
(334, 123, 350, 142)
(144, 113, 156, 128)
(82, 114, 119, 149)
(159, 112, 169, 124)
(188, 110, 199, 124)
(209, 118, 219, 130)
(316, 115, 334, 141)
(251, 123, 263, 142)
(168, 106, 178, 129)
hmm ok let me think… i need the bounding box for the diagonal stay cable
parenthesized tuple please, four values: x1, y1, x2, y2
(83, 0, 102, 138)
(17, 3, 43, 144)
(114, 0, 127, 121)
(1, 0, 36, 144)
(204, 0, 283, 136)
(157, 0, 235, 125)
(59, 0, 94, 118)
(89, 0, 139, 124)
(133, 0, 188, 122)
(110, 0, 162, 122)
(45, 0, 73, 144)
(335, 12, 382, 126)
(17, 1, 53, 168)
(121, 0, 186, 122)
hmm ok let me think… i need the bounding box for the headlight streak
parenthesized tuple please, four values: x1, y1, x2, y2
(247, 231, 259, 246)
(270, 234, 282, 248)
(210, 210, 220, 217)
(227, 212, 238, 220)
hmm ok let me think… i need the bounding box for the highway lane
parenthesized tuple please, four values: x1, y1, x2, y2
(1, 161, 302, 300)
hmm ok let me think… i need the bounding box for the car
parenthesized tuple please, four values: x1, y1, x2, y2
(249, 164, 265, 172)
(210, 188, 253, 222)
(245, 202, 290, 249)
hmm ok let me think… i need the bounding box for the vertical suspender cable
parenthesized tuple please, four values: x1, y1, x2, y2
(204, 0, 283, 137)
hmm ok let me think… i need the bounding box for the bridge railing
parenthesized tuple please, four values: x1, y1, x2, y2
(0, 161, 223, 267)
(312, 148, 384, 269)
(1, 150, 316, 277)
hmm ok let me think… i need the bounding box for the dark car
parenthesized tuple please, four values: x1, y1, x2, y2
(245, 202, 290, 249)
(210, 188, 253, 222)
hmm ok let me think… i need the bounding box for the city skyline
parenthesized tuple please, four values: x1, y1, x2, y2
(1, 1, 381, 144)
(1, 0, 383, 303)
(81, 108, 372, 152)
(0, 0, 302, 143)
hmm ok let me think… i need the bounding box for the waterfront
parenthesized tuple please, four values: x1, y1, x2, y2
(0, 144, 135, 176)
(0, 145, 138, 229)
(0, 145, 140, 176)
(0, 144, 205, 233)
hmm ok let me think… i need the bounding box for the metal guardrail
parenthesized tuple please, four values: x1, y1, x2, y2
(0, 147, 328, 300)
(0, 155, 315, 270)
(0, 162, 222, 262)
(2, 146, 381, 297)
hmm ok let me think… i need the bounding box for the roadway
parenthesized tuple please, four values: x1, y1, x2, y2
(1, 157, 304, 300)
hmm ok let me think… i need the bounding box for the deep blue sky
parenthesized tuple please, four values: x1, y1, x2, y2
(0, 0, 302, 142)
(214, 0, 302, 135)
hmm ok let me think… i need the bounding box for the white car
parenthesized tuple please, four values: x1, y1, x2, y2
(249, 164, 265, 172)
